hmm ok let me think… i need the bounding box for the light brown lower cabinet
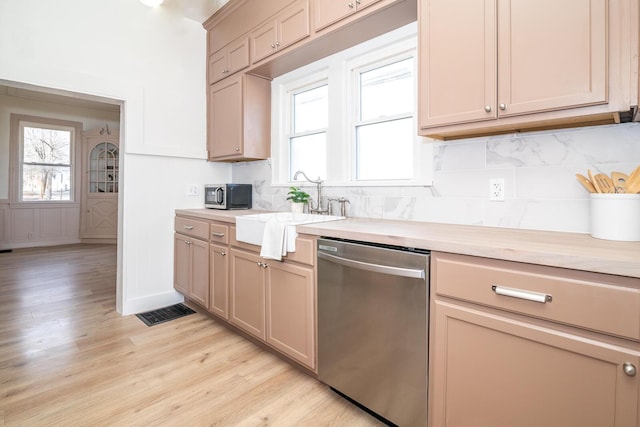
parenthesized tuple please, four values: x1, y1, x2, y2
(429, 252, 640, 427)
(265, 258, 315, 368)
(229, 248, 266, 340)
(229, 246, 316, 370)
(174, 232, 209, 308)
(209, 242, 229, 319)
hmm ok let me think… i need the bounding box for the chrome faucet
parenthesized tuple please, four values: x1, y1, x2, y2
(293, 170, 330, 215)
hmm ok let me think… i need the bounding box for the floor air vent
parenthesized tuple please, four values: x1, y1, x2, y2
(136, 303, 196, 326)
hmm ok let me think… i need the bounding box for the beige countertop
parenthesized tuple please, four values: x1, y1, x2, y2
(176, 209, 640, 279)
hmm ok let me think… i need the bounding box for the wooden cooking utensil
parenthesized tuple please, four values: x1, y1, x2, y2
(575, 173, 596, 193)
(626, 166, 640, 193)
(588, 169, 601, 193)
(593, 173, 616, 193)
(610, 171, 628, 193)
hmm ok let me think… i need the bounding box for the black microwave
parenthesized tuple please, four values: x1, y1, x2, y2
(204, 184, 252, 210)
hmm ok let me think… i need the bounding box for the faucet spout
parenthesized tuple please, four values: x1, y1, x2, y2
(292, 170, 328, 214)
(293, 170, 322, 185)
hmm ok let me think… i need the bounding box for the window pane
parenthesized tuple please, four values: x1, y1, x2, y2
(360, 57, 414, 121)
(356, 118, 413, 181)
(23, 127, 71, 164)
(22, 165, 71, 201)
(293, 85, 328, 133)
(290, 133, 326, 180)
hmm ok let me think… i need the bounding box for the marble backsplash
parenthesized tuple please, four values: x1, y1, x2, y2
(232, 122, 640, 234)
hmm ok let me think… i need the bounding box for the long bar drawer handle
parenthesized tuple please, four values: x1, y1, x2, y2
(211, 231, 225, 237)
(492, 285, 552, 303)
(183, 225, 194, 230)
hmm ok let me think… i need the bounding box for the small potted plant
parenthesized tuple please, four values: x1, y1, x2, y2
(286, 186, 310, 213)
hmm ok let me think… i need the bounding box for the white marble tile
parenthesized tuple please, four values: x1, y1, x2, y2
(433, 140, 486, 171)
(484, 199, 590, 233)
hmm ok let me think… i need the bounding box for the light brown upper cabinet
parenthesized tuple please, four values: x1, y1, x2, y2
(314, 0, 382, 31)
(251, 0, 310, 64)
(419, 0, 639, 139)
(207, 73, 271, 161)
(208, 37, 250, 85)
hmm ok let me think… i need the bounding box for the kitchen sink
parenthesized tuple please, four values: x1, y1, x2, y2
(235, 212, 345, 248)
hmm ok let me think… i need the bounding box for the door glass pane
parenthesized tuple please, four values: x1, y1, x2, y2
(90, 142, 119, 193)
(360, 57, 414, 121)
(290, 133, 326, 180)
(356, 118, 413, 181)
(293, 85, 328, 133)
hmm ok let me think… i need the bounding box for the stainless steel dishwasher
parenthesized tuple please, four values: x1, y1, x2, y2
(317, 237, 429, 427)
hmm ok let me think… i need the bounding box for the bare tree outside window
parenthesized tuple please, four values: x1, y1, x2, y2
(22, 126, 72, 201)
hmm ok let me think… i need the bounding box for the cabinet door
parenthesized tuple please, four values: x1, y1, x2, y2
(229, 249, 266, 340)
(419, 0, 497, 128)
(313, 0, 354, 31)
(189, 238, 209, 308)
(208, 75, 243, 159)
(251, 19, 278, 63)
(497, 0, 607, 117)
(227, 37, 250, 75)
(209, 243, 229, 319)
(174, 233, 190, 295)
(430, 300, 640, 427)
(208, 49, 227, 85)
(278, 0, 310, 50)
(85, 199, 118, 238)
(265, 261, 316, 369)
(209, 38, 249, 85)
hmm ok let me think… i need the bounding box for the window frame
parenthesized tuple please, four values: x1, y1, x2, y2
(271, 22, 432, 188)
(9, 114, 83, 207)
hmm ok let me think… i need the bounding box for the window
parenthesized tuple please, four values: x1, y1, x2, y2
(10, 114, 82, 204)
(272, 22, 432, 187)
(289, 83, 328, 180)
(354, 56, 415, 181)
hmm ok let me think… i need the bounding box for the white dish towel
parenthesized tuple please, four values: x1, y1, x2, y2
(260, 218, 288, 260)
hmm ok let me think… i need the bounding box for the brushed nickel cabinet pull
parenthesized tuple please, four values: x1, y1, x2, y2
(183, 225, 194, 230)
(211, 231, 225, 237)
(623, 363, 637, 377)
(491, 285, 552, 303)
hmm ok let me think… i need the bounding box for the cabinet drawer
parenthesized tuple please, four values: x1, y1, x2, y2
(432, 252, 640, 341)
(283, 235, 315, 266)
(230, 226, 315, 266)
(175, 217, 209, 240)
(210, 222, 229, 244)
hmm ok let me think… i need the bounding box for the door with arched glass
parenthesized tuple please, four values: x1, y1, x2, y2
(81, 129, 119, 240)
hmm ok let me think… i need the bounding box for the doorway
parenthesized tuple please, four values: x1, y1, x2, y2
(0, 79, 124, 311)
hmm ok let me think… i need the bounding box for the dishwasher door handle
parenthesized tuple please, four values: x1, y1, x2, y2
(318, 251, 425, 279)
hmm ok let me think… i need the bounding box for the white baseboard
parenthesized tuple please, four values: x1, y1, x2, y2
(121, 290, 185, 316)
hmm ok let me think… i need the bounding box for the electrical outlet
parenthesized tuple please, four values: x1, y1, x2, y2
(187, 184, 199, 197)
(489, 179, 505, 201)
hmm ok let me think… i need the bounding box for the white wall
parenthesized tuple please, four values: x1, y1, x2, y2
(0, 0, 231, 314)
(233, 122, 640, 234)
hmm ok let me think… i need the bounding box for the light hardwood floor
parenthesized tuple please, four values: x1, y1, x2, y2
(0, 244, 384, 426)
